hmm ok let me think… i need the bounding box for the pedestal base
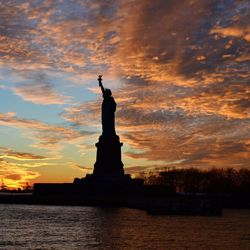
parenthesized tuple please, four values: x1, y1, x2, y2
(73, 134, 144, 194)
(93, 135, 124, 176)
(73, 173, 144, 195)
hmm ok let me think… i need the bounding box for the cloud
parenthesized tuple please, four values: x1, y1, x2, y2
(0, 146, 63, 188)
(12, 73, 71, 105)
(0, 112, 92, 151)
(211, 26, 250, 42)
(61, 101, 100, 127)
(0, 147, 52, 161)
(0, 0, 120, 75)
(68, 162, 93, 177)
(0, 159, 40, 189)
(129, 111, 249, 165)
(0, 0, 249, 173)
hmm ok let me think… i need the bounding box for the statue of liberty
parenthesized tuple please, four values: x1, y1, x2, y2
(98, 75, 116, 138)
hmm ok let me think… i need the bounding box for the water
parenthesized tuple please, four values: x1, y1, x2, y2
(0, 204, 249, 250)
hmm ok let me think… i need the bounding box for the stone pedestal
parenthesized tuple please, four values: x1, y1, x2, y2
(93, 135, 124, 176)
(73, 133, 144, 194)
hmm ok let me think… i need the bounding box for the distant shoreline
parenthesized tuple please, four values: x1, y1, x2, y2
(0, 192, 249, 216)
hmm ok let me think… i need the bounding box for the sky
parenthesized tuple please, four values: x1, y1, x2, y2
(0, 0, 249, 188)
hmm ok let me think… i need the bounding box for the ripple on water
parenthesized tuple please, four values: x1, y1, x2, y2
(0, 204, 250, 249)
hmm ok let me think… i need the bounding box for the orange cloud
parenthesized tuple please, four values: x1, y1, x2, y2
(0, 0, 249, 174)
(211, 26, 250, 42)
(0, 159, 40, 189)
(0, 147, 52, 161)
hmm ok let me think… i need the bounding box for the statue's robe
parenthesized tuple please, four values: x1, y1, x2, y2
(102, 95, 116, 137)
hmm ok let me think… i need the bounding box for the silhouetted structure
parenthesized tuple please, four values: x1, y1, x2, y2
(72, 75, 143, 192)
(93, 75, 124, 177)
(33, 76, 143, 197)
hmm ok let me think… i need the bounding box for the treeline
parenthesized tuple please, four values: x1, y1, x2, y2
(142, 168, 250, 194)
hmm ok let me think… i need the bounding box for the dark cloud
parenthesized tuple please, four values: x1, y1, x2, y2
(0, 147, 49, 160)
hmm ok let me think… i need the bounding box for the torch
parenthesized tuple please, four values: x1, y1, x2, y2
(98, 75, 102, 86)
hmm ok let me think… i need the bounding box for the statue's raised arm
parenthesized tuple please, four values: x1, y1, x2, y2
(98, 75, 105, 95)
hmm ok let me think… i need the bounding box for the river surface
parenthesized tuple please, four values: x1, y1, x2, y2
(0, 204, 249, 250)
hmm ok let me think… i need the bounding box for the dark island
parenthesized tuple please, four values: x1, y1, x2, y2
(0, 76, 225, 215)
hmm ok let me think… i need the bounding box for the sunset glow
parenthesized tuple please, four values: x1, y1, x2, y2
(0, 0, 249, 188)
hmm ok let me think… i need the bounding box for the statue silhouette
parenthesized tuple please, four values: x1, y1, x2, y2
(98, 75, 116, 138)
(93, 75, 124, 176)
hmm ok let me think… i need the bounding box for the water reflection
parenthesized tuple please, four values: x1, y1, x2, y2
(0, 204, 249, 249)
